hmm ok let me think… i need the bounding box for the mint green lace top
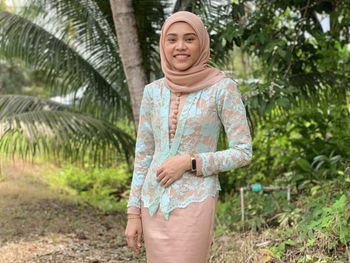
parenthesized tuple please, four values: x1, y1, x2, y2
(127, 77, 252, 219)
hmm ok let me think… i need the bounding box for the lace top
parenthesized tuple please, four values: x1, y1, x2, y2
(127, 77, 252, 219)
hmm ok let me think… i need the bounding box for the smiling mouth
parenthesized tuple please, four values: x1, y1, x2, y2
(174, 54, 190, 58)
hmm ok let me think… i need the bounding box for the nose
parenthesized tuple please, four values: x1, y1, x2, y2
(175, 40, 186, 50)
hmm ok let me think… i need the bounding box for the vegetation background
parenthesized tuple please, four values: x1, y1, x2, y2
(0, 0, 349, 262)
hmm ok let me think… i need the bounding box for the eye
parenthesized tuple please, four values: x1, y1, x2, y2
(185, 37, 195, 43)
(167, 38, 176, 43)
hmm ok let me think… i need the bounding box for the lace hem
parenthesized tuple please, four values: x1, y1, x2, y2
(141, 188, 221, 220)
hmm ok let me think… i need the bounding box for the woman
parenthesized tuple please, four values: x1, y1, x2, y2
(125, 11, 252, 263)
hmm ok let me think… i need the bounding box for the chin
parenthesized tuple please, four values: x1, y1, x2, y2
(174, 64, 192, 71)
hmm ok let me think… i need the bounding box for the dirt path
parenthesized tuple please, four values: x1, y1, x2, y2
(0, 161, 266, 263)
(0, 161, 145, 263)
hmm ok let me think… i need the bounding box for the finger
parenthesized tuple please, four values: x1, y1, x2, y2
(134, 243, 140, 255)
(156, 166, 164, 176)
(164, 177, 173, 187)
(137, 232, 142, 248)
(126, 236, 136, 251)
(160, 176, 170, 186)
(157, 170, 166, 182)
(131, 238, 139, 254)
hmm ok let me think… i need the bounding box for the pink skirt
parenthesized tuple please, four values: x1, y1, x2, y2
(141, 197, 217, 263)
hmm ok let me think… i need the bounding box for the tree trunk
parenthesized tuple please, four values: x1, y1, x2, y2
(109, 0, 147, 127)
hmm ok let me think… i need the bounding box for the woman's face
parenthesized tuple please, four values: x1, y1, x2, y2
(164, 22, 200, 71)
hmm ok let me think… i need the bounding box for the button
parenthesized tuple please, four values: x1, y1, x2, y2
(174, 110, 178, 115)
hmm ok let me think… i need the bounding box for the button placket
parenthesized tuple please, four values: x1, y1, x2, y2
(169, 92, 182, 144)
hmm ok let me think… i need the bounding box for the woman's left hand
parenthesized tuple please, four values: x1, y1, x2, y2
(156, 155, 191, 187)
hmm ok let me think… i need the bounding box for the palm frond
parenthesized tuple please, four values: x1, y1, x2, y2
(0, 94, 70, 119)
(19, 0, 126, 95)
(0, 10, 132, 121)
(0, 102, 135, 164)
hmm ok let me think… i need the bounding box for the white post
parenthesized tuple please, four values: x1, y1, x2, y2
(240, 187, 245, 222)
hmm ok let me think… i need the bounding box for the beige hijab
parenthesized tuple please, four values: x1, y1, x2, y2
(160, 11, 225, 93)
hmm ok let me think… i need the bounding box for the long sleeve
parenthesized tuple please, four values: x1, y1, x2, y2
(127, 85, 155, 214)
(196, 81, 252, 177)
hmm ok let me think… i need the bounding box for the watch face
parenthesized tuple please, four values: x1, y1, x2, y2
(191, 157, 196, 171)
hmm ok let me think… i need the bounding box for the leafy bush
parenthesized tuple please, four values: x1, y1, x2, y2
(268, 178, 350, 262)
(218, 100, 350, 195)
(46, 163, 131, 212)
(216, 174, 350, 261)
(216, 188, 294, 233)
(297, 182, 350, 253)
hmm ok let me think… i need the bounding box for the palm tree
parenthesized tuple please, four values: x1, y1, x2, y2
(110, 0, 146, 126)
(0, 0, 168, 163)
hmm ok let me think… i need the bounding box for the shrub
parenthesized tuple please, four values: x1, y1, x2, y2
(46, 163, 131, 212)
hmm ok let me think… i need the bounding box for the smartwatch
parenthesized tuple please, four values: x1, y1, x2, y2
(190, 154, 197, 173)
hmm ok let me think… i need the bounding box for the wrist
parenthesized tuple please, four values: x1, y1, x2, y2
(182, 154, 192, 171)
(127, 206, 141, 215)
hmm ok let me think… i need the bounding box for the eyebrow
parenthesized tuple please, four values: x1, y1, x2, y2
(166, 33, 197, 37)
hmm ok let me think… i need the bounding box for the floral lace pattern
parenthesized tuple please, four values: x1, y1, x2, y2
(127, 78, 252, 219)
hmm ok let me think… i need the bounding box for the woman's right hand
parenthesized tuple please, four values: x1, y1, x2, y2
(125, 217, 143, 255)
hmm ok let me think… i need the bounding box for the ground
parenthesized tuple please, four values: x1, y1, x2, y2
(0, 160, 268, 263)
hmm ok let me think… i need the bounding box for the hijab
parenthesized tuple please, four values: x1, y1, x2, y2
(160, 11, 225, 93)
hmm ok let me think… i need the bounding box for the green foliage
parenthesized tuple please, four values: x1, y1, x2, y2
(298, 190, 350, 249)
(216, 176, 350, 263)
(216, 176, 350, 261)
(225, 0, 350, 125)
(0, 61, 27, 94)
(269, 239, 296, 260)
(217, 189, 294, 232)
(218, 100, 350, 195)
(274, 179, 350, 261)
(0, 60, 59, 97)
(46, 164, 132, 212)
